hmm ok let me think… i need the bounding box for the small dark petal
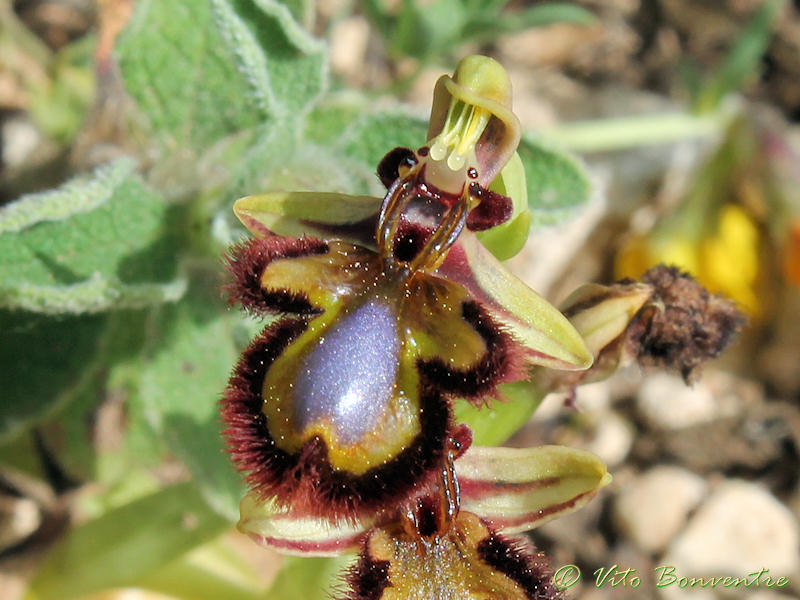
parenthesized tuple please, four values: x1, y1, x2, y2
(377, 147, 418, 189)
(418, 301, 526, 403)
(224, 236, 328, 315)
(629, 264, 747, 382)
(449, 422, 473, 457)
(478, 533, 564, 600)
(466, 183, 514, 232)
(221, 318, 308, 495)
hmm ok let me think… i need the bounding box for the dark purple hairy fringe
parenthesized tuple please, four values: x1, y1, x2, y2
(477, 533, 564, 600)
(341, 525, 563, 599)
(417, 300, 528, 404)
(341, 548, 392, 600)
(222, 222, 526, 521)
(223, 235, 328, 315)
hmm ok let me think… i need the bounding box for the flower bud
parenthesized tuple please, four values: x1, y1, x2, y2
(534, 281, 653, 392)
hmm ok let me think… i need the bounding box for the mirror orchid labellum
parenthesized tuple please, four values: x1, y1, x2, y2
(221, 56, 593, 524)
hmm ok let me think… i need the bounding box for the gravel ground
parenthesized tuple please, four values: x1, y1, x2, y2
(2, 1, 799, 599)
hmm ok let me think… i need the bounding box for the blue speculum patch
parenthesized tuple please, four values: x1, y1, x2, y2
(292, 299, 400, 445)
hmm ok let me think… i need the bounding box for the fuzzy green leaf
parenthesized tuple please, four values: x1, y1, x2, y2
(0, 310, 107, 443)
(117, 0, 326, 153)
(280, 0, 313, 26)
(305, 104, 427, 194)
(225, 122, 374, 199)
(33, 310, 157, 481)
(25, 483, 228, 600)
(337, 109, 428, 171)
(117, 1, 261, 152)
(305, 104, 591, 228)
(267, 556, 352, 600)
(0, 157, 132, 234)
(519, 136, 591, 227)
(136, 281, 251, 520)
(228, 0, 327, 116)
(0, 160, 185, 314)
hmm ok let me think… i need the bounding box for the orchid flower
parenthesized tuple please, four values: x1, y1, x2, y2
(222, 55, 594, 522)
(220, 55, 608, 597)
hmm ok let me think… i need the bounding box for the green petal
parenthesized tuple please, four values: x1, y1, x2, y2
(477, 152, 533, 260)
(476, 209, 532, 262)
(237, 493, 372, 556)
(439, 232, 592, 369)
(233, 192, 381, 247)
(456, 445, 611, 533)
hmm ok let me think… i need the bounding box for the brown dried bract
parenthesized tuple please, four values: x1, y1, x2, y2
(628, 265, 747, 383)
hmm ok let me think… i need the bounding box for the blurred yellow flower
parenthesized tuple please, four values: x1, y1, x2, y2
(616, 205, 761, 316)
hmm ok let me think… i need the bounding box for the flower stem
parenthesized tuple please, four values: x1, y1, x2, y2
(537, 103, 738, 153)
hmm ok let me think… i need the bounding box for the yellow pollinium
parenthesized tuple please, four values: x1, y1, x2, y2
(430, 102, 491, 172)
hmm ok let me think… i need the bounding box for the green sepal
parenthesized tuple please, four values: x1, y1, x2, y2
(458, 445, 611, 533)
(233, 192, 381, 248)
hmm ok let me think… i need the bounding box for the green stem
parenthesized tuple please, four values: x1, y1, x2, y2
(537, 103, 739, 153)
(455, 381, 547, 447)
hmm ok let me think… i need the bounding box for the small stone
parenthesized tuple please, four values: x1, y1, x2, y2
(637, 372, 717, 430)
(664, 480, 800, 577)
(584, 412, 634, 467)
(328, 16, 370, 85)
(0, 572, 25, 600)
(613, 466, 707, 553)
(0, 495, 41, 551)
(576, 380, 612, 414)
(1, 114, 41, 170)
